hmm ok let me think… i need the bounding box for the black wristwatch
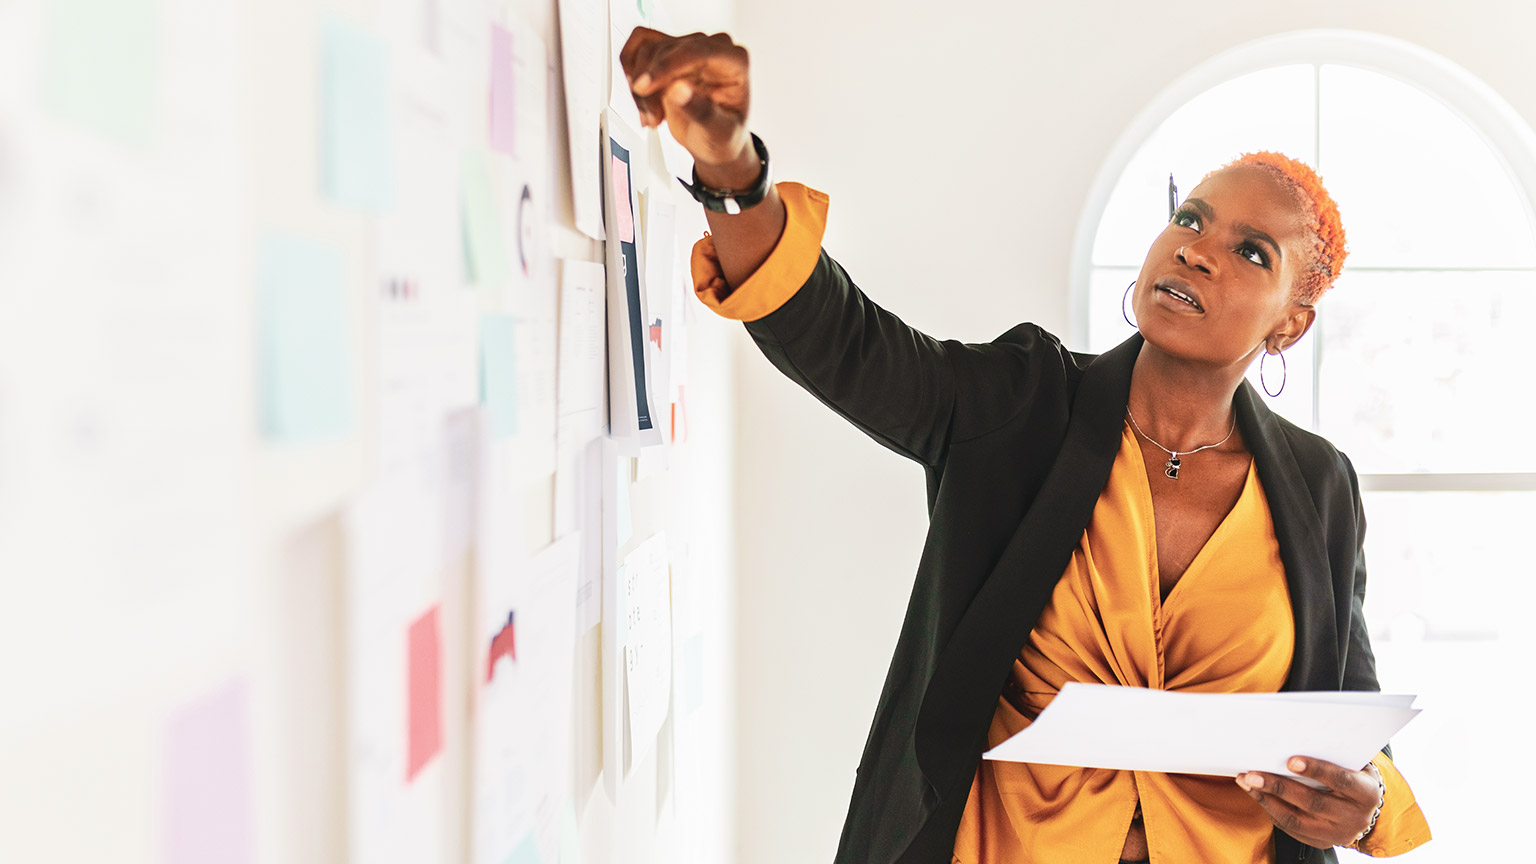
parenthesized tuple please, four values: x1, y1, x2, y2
(678, 133, 771, 215)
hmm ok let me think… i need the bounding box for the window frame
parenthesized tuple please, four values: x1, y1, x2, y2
(1069, 29, 1536, 496)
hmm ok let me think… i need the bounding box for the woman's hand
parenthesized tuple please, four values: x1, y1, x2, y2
(618, 28, 756, 186)
(1236, 756, 1382, 848)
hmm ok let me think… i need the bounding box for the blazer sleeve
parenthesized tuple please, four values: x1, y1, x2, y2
(691, 182, 1045, 468)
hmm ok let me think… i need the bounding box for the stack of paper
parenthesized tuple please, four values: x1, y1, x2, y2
(984, 683, 1419, 787)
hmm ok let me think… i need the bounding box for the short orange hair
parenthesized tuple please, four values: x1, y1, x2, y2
(1203, 152, 1347, 305)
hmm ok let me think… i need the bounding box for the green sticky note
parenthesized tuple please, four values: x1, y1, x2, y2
(480, 316, 519, 439)
(321, 17, 392, 210)
(258, 233, 353, 443)
(41, 0, 161, 148)
(461, 151, 512, 286)
(503, 833, 540, 864)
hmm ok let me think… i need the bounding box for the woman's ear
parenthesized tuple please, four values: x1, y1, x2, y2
(1270, 305, 1317, 353)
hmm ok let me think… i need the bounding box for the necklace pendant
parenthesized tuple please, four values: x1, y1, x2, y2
(1165, 455, 1181, 480)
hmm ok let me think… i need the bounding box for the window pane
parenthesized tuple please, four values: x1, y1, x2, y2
(1085, 266, 1138, 353)
(1319, 64, 1536, 268)
(1093, 65, 1316, 267)
(1361, 491, 1536, 642)
(1316, 270, 1536, 473)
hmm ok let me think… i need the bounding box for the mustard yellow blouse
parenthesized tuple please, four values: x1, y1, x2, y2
(688, 182, 1431, 861)
(950, 422, 1431, 862)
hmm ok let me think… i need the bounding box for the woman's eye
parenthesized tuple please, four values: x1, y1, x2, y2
(1173, 211, 1200, 230)
(1239, 245, 1268, 266)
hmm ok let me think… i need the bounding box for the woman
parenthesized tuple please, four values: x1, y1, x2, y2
(620, 28, 1432, 864)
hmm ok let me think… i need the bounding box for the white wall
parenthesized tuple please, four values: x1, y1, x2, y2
(729, 2, 1536, 861)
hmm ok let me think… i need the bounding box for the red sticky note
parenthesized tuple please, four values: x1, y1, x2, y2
(407, 605, 443, 782)
(611, 155, 635, 243)
(648, 318, 662, 349)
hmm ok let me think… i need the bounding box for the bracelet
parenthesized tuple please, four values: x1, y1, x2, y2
(1349, 763, 1385, 847)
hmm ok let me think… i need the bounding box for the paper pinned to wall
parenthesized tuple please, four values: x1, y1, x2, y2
(321, 16, 393, 210)
(40, 0, 162, 149)
(557, 259, 607, 458)
(163, 679, 255, 864)
(257, 232, 353, 444)
(557, 0, 607, 239)
(620, 532, 671, 773)
(473, 533, 582, 864)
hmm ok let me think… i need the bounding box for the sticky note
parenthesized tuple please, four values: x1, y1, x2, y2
(462, 152, 512, 286)
(504, 833, 541, 864)
(257, 233, 353, 443)
(610, 154, 635, 243)
(321, 17, 392, 210)
(480, 316, 520, 439)
(407, 605, 443, 782)
(163, 679, 255, 864)
(41, 0, 160, 148)
(489, 25, 517, 156)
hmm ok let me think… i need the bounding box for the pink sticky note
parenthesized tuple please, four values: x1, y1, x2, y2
(163, 680, 255, 864)
(489, 25, 517, 155)
(611, 155, 635, 243)
(407, 605, 443, 782)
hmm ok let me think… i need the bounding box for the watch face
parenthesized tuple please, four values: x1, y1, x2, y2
(517, 183, 533, 276)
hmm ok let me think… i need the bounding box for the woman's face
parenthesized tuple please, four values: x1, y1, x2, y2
(1131, 166, 1315, 369)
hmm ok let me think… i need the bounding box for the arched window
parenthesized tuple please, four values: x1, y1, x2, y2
(1073, 32, 1536, 858)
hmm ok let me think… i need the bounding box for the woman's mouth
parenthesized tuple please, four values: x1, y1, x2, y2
(1154, 278, 1204, 312)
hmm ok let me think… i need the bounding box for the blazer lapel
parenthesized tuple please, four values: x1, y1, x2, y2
(914, 332, 1141, 795)
(1234, 382, 1341, 692)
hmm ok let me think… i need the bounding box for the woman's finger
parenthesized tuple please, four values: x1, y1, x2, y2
(630, 33, 747, 98)
(1239, 772, 1336, 817)
(1239, 781, 1326, 846)
(618, 26, 672, 82)
(1287, 756, 1379, 806)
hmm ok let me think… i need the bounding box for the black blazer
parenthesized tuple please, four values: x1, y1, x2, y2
(741, 250, 1382, 864)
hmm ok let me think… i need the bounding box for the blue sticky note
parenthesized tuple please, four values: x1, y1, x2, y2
(321, 17, 392, 210)
(41, 0, 161, 148)
(258, 233, 353, 443)
(480, 316, 519, 439)
(502, 833, 540, 864)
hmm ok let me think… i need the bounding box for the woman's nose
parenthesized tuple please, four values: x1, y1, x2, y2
(1178, 241, 1217, 276)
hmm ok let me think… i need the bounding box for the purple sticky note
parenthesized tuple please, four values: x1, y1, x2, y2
(489, 24, 517, 156)
(163, 679, 255, 864)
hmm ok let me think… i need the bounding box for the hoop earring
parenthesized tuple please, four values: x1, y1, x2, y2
(1260, 348, 1287, 398)
(1122, 281, 1137, 328)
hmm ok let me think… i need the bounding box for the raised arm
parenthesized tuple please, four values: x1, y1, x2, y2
(620, 28, 1047, 467)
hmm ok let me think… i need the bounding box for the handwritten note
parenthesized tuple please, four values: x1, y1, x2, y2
(257, 233, 353, 443)
(620, 532, 670, 771)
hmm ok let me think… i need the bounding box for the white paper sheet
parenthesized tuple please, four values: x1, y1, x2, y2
(619, 531, 671, 773)
(983, 683, 1420, 787)
(556, 259, 607, 457)
(557, 0, 607, 238)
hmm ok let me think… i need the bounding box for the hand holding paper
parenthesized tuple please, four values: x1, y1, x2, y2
(1236, 755, 1383, 849)
(983, 683, 1419, 789)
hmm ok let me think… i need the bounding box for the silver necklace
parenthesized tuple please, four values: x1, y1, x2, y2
(1125, 407, 1237, 480)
